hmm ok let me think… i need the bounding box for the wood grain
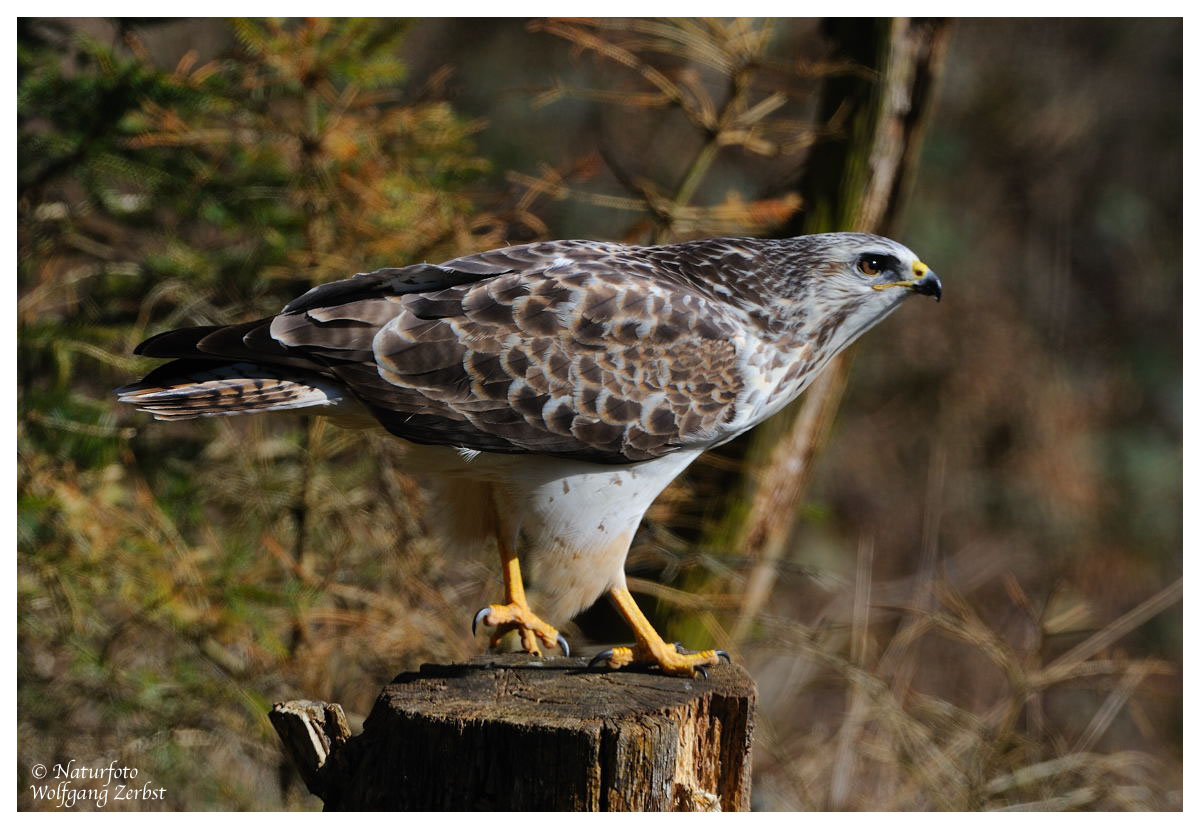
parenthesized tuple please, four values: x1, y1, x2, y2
(273, 655, 756, 811)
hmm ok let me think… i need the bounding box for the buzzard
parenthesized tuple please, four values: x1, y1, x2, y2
(118, 233, 941, 676)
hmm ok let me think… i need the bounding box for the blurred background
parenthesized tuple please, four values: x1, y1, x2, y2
(17, 18, 1181, 810)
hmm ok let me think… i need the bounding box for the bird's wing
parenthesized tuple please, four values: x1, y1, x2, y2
(269, 241, 749, 463)
(133, 262, 505, 362)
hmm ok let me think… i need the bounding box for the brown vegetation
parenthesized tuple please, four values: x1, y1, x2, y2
(18, 18, 1180, 810)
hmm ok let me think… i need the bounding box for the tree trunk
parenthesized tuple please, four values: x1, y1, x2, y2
(271, 655, 756, 811)
(712, 18, 951, 642)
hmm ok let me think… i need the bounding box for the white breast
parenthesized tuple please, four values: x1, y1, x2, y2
(404, 443, 705, 624)
(506, 449, 704, 623)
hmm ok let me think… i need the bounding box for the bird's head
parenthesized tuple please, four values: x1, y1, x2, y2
(806, 231, 941, 303)
(770, 232, 942, 356)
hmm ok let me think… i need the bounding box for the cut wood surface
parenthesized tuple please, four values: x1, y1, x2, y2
(272, 654, 756, 811)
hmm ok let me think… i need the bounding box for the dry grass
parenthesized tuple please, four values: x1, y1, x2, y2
(18, 17, 1181, 811)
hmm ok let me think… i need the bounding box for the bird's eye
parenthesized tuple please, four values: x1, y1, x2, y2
(857, 255, 886, 277)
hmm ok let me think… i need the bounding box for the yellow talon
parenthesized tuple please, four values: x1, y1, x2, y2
(601, 646, 637, 669)
(594, 643, 721, 676)
(474, 602, 566, 655)
(598, 587, 726, 677)
(476, 500, 569, 656)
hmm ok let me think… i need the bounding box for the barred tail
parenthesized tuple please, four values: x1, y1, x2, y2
(116, 359, 346, 421)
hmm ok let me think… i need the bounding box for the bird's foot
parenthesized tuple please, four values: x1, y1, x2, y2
(472, 602, 569, 657)
(589, 641, 730, 678)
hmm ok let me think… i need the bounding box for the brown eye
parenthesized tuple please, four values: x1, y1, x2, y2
(857, 255, 885, 276)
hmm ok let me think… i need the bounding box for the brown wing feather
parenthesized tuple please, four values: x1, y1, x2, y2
(129, 242, 755, 463)
(268, 245, 747, 462)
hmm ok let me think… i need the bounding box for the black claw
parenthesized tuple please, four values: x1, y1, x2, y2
(716, 650, 731, 663)
(695, 665, 709, 679)
(471, 607, 491, 637)
(556, 633, 571, 657)
(588, 649, 614, 669)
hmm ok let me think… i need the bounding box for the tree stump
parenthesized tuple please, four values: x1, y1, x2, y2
(271, 654, 756, 811)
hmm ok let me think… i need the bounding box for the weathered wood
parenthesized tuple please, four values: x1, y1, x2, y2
(274, 655, 756, 811)
(268, 699, 352, 799)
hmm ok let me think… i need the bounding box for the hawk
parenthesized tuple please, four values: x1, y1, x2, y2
(118, 232, 941, 676)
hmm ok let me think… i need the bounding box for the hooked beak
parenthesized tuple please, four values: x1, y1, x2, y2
(870, 261, 943, 302)
(912, 271, 942, 302)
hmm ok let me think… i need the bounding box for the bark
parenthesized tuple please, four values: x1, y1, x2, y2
(719, 18, 951, 641)
(271, 655, 756, 811)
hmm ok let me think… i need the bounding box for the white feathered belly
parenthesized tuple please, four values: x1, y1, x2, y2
(409, 443, 703, 624)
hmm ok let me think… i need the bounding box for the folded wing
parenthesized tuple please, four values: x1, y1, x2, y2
(122, 242, 748, 463)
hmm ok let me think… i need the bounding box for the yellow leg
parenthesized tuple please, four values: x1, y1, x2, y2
(473, 532, 567, 656)
(599, 587, 724, 677)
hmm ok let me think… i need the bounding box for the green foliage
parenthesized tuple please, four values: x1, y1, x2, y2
(18, 18, 492, 810)
(17, 17, 1181, 812)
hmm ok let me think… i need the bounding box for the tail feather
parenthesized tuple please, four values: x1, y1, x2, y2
(133, 325, 225, 358)
(134, 319, 317, 370)
(117, 360, 347, 421)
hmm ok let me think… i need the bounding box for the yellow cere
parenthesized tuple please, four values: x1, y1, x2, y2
(871, 260, 930, 290)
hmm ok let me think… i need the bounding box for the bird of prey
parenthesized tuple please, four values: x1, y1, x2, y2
(118, 232, 941, 676)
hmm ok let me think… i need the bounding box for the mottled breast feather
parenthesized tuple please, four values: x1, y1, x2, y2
(268, 241, 753, 463)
